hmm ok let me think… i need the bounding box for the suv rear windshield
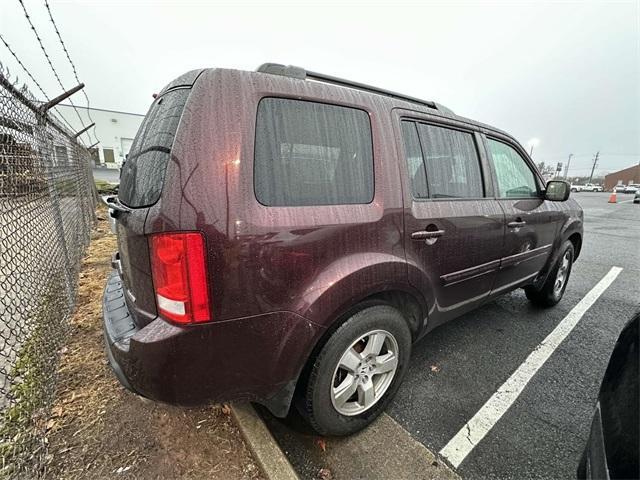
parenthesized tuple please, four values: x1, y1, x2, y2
(119, 88, 190, 208)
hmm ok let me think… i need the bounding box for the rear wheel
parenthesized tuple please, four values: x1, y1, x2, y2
(297, 305, 411, 436)
(525, 240, 574, 307)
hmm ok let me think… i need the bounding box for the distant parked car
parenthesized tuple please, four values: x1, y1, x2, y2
(578, 313, 639, 480)
(623, 184, 639, 194)
(634, 191, 639, 204)
(571, 184, 583, 192)
(582, 184, 603, 192)
(614, 185, 626, 193)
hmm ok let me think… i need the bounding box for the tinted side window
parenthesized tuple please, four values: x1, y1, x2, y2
(119, 88, 190, 208)
(487, 139, 538, 198)
(254, 98, 374, 206)
(417, 124, 483, 198)
(400, 121, 428, 198)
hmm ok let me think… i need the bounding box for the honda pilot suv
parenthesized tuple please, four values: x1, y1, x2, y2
(103, 64, 583, 436)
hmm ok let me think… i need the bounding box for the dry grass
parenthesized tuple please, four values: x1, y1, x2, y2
(45, 207, 262, 480)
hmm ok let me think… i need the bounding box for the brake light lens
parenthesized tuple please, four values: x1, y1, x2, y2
(149, 232, 211, 324)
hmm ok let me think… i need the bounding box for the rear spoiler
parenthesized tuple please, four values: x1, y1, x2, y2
(157, 69, 206, 96)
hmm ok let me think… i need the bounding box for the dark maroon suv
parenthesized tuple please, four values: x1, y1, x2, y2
(103, 64, 583, 436)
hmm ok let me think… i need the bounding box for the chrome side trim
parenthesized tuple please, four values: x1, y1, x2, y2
(441, 259, 501, 286)
(500, 244, 552, 269)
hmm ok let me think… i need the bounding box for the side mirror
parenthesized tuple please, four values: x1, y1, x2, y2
(545, 180, 570, 202)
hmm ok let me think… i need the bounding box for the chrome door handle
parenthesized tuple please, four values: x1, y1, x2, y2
(411, 229, 445, 240)
(507, 221, 526, 228)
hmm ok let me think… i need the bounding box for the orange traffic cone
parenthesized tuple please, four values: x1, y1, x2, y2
(608, 191, 617, 203)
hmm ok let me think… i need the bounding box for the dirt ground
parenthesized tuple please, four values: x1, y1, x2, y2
(45, 208, 263, 480)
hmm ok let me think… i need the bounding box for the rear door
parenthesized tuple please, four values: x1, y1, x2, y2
(398, 116, 504, 325)
(114, 87, 191, 327)
(483, 136, 562, 293)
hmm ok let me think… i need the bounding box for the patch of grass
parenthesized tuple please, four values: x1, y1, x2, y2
(45, 208, 262, 480)
(94, 180, 117, 195)
(0, 282, 70, 479)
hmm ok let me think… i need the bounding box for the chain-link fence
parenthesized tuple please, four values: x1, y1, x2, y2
(0, 68, 96, 478)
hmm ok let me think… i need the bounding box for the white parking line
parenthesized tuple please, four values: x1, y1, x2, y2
(617, 199, 635, 204)
(439, 266, 623, 468)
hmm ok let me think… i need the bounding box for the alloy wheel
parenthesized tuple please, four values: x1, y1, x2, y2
(554, 250, 571, 296)
(330, 329, 399, 416)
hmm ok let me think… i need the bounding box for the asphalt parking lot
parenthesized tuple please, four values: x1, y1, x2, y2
(262, 192, 639, 479)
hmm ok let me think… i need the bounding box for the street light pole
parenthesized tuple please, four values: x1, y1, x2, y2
(564, 153, 573, 179)
(588, 151, 600, 184)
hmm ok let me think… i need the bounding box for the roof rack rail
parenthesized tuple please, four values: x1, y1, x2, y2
(256, 63, 452, 114)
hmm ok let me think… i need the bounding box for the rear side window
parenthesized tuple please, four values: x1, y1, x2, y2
(417, 123, 483, 199)
(486, 138, 538, 198)
(254, 98, 374, 206)
(119, 88, 190, 208)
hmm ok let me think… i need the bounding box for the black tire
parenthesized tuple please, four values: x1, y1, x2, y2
(297, 305, 411, 436)
(525, 240, 574, 307)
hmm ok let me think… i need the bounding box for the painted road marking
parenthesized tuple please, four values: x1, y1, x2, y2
(617, 199, 635, 204)
(439, 266, 623, 468)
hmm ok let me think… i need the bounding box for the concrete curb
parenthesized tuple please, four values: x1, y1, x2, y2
(232, 402, 299, 480)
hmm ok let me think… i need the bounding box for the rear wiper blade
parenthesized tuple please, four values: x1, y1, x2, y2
(102, 195, 132, 213)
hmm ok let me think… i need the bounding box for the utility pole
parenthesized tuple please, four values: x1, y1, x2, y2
(563, 153, 573, 179)
(588, 151, 599, 184)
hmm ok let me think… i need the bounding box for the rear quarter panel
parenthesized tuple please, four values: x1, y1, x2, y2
(148, 69, 411, 330)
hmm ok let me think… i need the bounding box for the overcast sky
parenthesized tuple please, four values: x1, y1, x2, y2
(1, 0, 639, 176)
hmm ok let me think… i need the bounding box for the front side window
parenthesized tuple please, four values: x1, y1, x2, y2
(487, 139, 539, 198)
(254, 98, 374, 206)
(417, 123, 483, 198)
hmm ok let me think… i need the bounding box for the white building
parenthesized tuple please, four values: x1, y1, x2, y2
(56, 103, 145, 168)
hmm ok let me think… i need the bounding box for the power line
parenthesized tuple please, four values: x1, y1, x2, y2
(536, 152, 639, 157)
(43, 0, 100, 145)
(16, 0, 89, 144)
(0, 31, 78, 133)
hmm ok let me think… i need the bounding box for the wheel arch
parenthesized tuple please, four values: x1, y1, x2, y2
(533, 219, 582, 289)
(290, 283, 428, 414)
(568, 231, 582, 260)
(271, 254, 431, 417)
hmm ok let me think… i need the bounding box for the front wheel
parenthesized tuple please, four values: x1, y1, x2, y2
(297, 305, 411, 436)
(525, 241, 574, 307)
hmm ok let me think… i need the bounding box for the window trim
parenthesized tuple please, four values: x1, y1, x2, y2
(483, 135, 544, 200)
(400, 120, 430, 199)
(400, 118, 487, 202)
(253, 96, 376, 208)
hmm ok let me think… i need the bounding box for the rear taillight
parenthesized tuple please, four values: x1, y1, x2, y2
(149, 232, 211, 324)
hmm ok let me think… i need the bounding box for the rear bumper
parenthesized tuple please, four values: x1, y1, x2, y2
(103, 271, 323, 416)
